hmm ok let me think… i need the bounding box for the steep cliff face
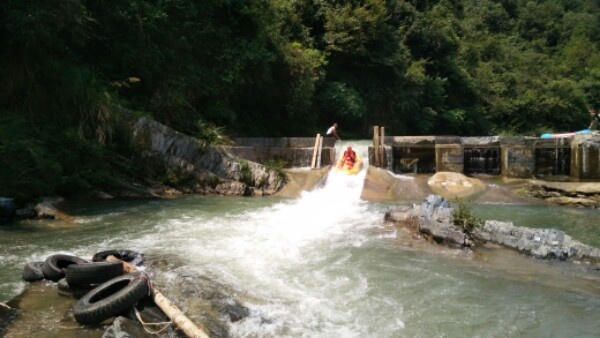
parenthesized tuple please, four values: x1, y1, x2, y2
(132, 117, 284, 196)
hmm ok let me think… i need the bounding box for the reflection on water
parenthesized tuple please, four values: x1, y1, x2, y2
(1, 143, 600, 337)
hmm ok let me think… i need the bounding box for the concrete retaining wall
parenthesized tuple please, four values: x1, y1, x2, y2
(372, 134, 600, 179)
(227, 137, 337, 168)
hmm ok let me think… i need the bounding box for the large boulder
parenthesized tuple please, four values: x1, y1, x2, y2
(33, 196, 72, 221)
(416, 195, 471, 247)
(427, 171, 486, 199)
(386, 195, 474, 248)
(132, 117, 284, 196)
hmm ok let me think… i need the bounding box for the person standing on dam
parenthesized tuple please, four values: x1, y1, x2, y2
(589, 107, 600, 130)
(326, 122, 340, 140)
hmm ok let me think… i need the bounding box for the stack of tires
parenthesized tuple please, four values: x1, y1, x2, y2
(21, 250, 150, 325)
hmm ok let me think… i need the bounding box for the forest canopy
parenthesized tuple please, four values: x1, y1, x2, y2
(1, 0, 599, 201)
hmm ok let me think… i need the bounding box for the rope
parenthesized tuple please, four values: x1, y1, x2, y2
(134, 273, 154, 296)
(133, 274, 173, 335)
(134, 307, 173, 335)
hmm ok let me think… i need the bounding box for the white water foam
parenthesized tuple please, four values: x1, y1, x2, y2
(7, 140, 600, 337)
(140, 142, 393, 336)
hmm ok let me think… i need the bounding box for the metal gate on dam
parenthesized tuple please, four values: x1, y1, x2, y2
(227, 133, 600, 180)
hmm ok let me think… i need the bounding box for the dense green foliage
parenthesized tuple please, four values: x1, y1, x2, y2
(1, 0, 599, 201)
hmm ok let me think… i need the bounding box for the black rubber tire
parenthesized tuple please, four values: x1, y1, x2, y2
(92, 249, 144, 265)
(73, 272, 150, 325)
(57, 278, 95, 298)
(21, 261, 45, 282)
(42, 254, 88, 282)
(66, 261, 124, 285)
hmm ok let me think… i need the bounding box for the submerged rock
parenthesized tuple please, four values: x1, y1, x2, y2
(31, 196, 73, 221)
(102, 316, 153, 338)
(387, 194, 476, 249)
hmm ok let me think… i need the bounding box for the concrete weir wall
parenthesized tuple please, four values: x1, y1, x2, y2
(225, 133, 600, 180)
(226, 137, 337, 168)
(371, 133, 600, 179)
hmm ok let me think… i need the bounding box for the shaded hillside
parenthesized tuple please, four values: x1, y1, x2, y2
(1, 0, 599, 201)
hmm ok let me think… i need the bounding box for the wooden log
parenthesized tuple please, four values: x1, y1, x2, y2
(151, 286, 210, 338)
(106, 256, 210, 338)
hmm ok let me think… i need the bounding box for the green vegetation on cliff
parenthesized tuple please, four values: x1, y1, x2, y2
(1, 0, 599, 201)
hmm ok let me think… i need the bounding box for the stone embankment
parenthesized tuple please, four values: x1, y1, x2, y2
(386, 194, 600, 263)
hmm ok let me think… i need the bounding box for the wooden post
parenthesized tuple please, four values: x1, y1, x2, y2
(315, 135, 323, 168)
(373, 126, 380, 167)
(380, 127, 385, 168)
(311, 133, 320, 169)
(107, 256, 211, 338)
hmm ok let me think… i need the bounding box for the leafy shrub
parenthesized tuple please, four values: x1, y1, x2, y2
(239, 161, 254, 186)
(194, 119, 231, 146)
(452, 200, 482, 233)
(264, 159, 288, 185)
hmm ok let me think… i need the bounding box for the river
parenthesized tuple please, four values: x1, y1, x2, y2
(1, 142, 600, 337)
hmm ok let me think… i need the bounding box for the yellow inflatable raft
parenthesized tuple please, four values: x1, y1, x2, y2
(337, 153, 363, 175)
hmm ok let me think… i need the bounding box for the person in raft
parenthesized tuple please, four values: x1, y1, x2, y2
(589, 107, 600, 130)
(326, 123, 340, 140)
(338, 146, 357, 169)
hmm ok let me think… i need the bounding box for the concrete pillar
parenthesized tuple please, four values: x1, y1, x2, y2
(435, 136, 463, 173)
(501, 146, 534, 178)
(571, 134, 600, 179)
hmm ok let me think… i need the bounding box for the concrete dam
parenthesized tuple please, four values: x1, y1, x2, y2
(228, 133, 600, 180)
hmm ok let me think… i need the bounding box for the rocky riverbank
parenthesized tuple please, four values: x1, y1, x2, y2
(0, 114, 290, 223)
(385, 194, 600, 265)
(0, 251, 249, 338)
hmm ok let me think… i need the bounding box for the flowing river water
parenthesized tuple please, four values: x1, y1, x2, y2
(1, 142, 600, 337)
